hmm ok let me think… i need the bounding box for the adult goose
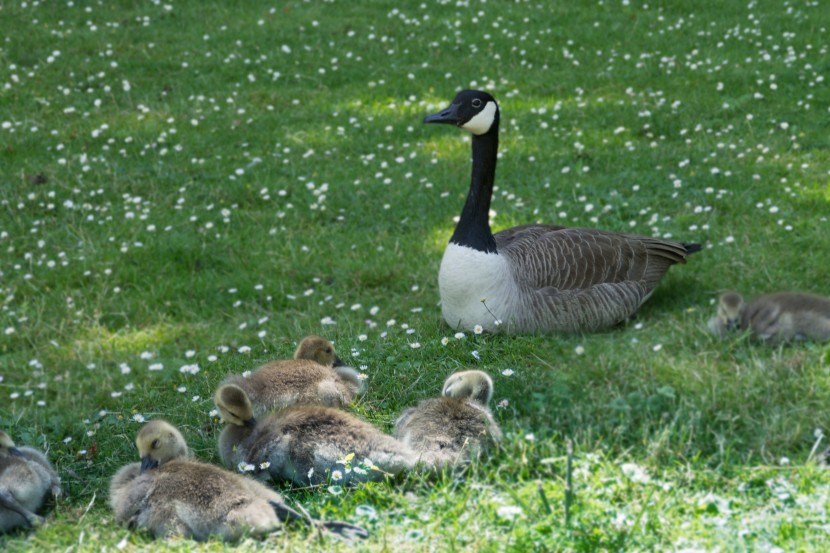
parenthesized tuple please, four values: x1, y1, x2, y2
(423, 90, 701, 334)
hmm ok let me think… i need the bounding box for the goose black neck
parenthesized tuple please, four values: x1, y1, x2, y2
(449, 125, 499, 253)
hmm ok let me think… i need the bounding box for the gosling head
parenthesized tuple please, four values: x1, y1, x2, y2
(214, 384, 256, 428)
(135, 420, 189, 472)
(0, 431, 23, 457)
(424, 90, 500, 136)
(442, 370, 494, 405)
(293, 335, 344, 367)
(717, 291, 746, 331)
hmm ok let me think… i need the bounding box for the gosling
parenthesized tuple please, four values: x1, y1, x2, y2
(0, 431, 60, 532)
(394, 370, 502, 468)
(709, 291, 830, 344)
(109, 419, 367, 541)
(221, 335, 363, 416)
(215, 384, 418, 486)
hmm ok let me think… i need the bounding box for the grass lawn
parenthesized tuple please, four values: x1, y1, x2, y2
(2, 0, 830, 550)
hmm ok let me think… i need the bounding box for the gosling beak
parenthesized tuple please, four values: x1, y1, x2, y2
(726, 318, 739, 331)
(332, 356, 346, 368)
(9, 447, 25, 458)
(424, 102, 462, 126)
(243, 417, 257, 429)
(140, 456, 159, 472)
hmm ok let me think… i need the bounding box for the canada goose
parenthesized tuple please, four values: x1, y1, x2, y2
(110, 419, 367, 541)
(215, 384, 418, 486)
(709, 291, 830, 344)
(423, 90, 701, 334)
(221, 335, 363, 416)
(394, 370, 502, 468)
(0, 431, 60, 532)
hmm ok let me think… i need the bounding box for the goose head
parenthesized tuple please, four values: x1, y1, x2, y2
(135, 420, 189, 472)
(294, 335, 344, 367)
(717, 291, 745, 330)
(214, 384, 257, 428)
(424, 90, 500, 136)
(442, 370, 494, 405)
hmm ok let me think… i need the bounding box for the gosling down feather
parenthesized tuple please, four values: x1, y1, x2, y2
(110, 419, 367, 541)
(221, 335, 363, 416)
(0, 431, 61, 533)
(424, 90, 701, 334)
(709, 291, 830, 344)
(215, 384, 418, 486)
(394, 370, 502, 468)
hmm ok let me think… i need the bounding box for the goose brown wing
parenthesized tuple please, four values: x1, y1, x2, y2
(495, 224, 690, 292)
(528, 281, 647, 332)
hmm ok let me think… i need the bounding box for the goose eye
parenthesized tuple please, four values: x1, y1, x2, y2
(151, 439, 160, 449)
(325, 348, 332, 354)
(471, 98, 482, 108)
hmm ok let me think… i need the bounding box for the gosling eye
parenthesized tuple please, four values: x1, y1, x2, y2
(325, 348, 332, 354)
(151, 439, 160, 449)
(471, 98, 482, 108)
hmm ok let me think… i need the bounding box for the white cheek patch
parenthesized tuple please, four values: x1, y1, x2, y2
(461, 101, 497, 135)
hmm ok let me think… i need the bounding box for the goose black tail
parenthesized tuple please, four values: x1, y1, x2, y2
(683, 243, 702, 255)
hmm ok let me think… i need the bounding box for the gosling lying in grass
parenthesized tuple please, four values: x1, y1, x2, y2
(109, 419, 367, 541)
(0, 431, 60, 533)
(394, 370, 502, 468)
(708, 291, 830, 344)
(215, 384, 418, 485)
(221, 335, 363, 416)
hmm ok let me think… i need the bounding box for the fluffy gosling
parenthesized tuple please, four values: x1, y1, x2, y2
(215, 384, 418, 485)
(0, 431, 60, 533)
(221, 335, 363, 416)
(394, 370, 502, 468)
(110, 419, 367, 541)
(709, 291, 830, 344)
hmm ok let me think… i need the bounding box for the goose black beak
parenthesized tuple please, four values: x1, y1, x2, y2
(332, 356, 346, 368)
(726, 318, 739, 331)
(9, 447, 25, 457)
(424, 102, 462, 125)
(140, 456, 159, 472)
(243, 416, 257, 429)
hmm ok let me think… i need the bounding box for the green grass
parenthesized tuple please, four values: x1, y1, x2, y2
(2, 0, 830, 550)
